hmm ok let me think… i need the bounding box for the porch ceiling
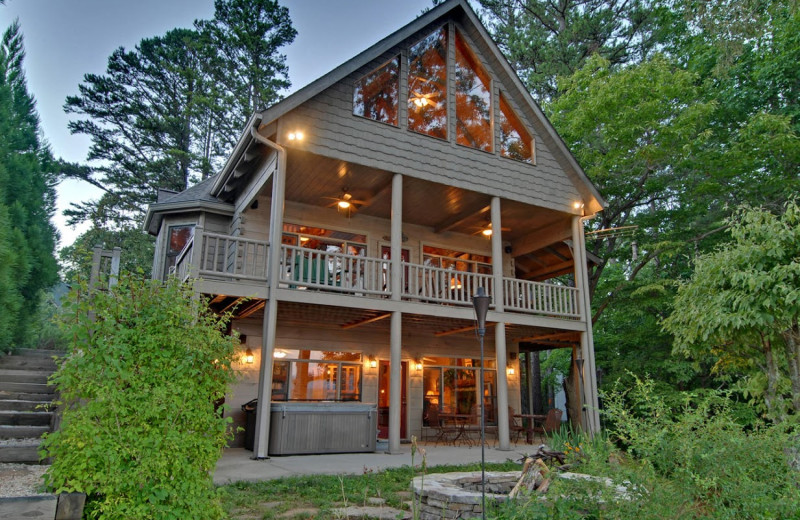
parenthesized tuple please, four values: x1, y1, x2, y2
(221, 299, 575, 348)
(284, 149, 568, 244)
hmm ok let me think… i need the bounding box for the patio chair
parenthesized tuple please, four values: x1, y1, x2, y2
(531, 408, 563, 442)
(426, 406, 459, 446)
(508, 406, 526, 444)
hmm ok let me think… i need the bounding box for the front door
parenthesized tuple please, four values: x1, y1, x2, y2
(377, 360, 407, 439)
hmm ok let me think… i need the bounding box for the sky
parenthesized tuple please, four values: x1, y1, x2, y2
(0, 0, 433, 249)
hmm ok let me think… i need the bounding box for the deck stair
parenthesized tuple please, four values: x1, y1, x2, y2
(0, 348, 60, 464)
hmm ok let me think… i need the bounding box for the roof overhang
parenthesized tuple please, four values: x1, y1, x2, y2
(144, 200, 235, 235)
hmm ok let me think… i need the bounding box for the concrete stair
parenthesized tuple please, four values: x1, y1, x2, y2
(0, 349, 61, 464)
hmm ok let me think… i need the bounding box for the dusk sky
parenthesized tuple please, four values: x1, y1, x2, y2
(0, 0, 434, 248)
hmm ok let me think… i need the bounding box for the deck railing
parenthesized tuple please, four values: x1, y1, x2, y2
(402, 262, 494, 307)
(502, 277, 580, 319)
(173, 237, 194, 282)
(173, 232, 582, 320)
(279, 244, 391, 296)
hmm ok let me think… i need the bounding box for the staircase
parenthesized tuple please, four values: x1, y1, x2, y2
(0, 348, 60, 464)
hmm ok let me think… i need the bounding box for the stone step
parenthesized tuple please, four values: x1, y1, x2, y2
(0, 440, 41, 464)
(0, 356, 58, 370)
(0, 411, 52, 427)
(0, 425, 49, 439)
(0, 382, 54, 395)
(0, 390, 57, 402)
(0, 369, 52, 384)
(13, 348, 63, 359)
(0, 400, 53, 412)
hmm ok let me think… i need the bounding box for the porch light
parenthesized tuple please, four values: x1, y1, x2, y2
(369, 355, 377, 368)
(287, 130, 304, 141)
(507, 366, 515, 376)
(481, 227, 492, 237)
(573, 201, 584, 210)
(273, 350, 287, 359)
(414, 359, 423, 371)
(243, 348, 255, 364)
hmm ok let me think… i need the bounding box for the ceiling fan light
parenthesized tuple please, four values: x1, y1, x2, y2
(338, 200, 351, 209)
(482, 228, 493, 236)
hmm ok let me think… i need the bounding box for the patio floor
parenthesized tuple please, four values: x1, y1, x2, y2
(213, 441, 538, 485)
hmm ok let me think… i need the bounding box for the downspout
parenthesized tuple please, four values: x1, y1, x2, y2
(249, 117, 287, 459)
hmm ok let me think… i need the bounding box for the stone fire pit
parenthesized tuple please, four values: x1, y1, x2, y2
(411, 471, 519, 519)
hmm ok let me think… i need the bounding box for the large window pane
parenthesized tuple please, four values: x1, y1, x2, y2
(498, 94, 533, 163)
(408, 27, 448, 139)
(273, 349, 362, 402)
(455, 32, 492, 151)
(353, 57, 399, 126)
(164, 224, 194, 277)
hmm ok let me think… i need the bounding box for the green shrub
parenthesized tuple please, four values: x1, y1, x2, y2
(41, 274, 237, 519)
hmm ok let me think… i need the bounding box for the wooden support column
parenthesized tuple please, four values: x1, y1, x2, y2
(253, 131, 286, 459)
(389, 311, 402, 453)
(491, 197, 510, 450)
(391, 173, 403, 302)
(571, 216, 601, 433)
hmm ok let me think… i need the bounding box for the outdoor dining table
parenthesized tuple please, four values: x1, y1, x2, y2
(514, 414, 547, 444)
(439, 412, 478, 446)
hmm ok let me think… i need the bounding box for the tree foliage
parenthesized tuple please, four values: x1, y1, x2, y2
(0, 20, 59, 351)
(42, 274, 238, 519)
(664, 201, 800, 421)
(62, 0, 295, 273)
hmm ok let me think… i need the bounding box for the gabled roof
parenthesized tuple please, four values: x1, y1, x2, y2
(144, 174, 233, 235)
(211, 0, 604, 212)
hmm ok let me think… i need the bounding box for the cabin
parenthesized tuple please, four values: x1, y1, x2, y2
(145, 0, 604, 458)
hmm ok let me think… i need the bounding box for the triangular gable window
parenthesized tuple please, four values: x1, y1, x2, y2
(353, 57, 400, 126)
(408, 26, 448, 139)
(455, 31, 492, 152)
(498, 93, 534, 164)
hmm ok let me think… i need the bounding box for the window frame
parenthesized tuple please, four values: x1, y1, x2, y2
(352, 56, 401, 127)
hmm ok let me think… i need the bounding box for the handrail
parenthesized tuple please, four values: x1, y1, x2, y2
(173, 236, 195, 282)
(279, 244, 391, 296)
(198, 232, 269, 282)
(502, 277, 580, 318)
(403, 262, 494, 306)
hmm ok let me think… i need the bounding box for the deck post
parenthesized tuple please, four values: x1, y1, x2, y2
(390, 173, 403, 301)
(389, 311, 402, 453)
(490, 197, 510, 450)
(253, 132, 286, 459)
(571, 216, 601, 432)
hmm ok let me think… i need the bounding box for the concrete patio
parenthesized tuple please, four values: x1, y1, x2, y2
(213, 442, 537, 485)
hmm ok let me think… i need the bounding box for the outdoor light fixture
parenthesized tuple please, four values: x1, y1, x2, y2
(243, 348, 255, 364)
(573, 201, 584, 210)
(369, 355, 377, 368)
(449, 276, 462, 290)
(472, 286, 491, 520)
(273, 350, 287, 359)
(287, 131, 304, 141)
(481, 227, 493, 237)
(338, 200, 351, 209)
(507, 367, 515, 376)
(414, 359, 423, 371)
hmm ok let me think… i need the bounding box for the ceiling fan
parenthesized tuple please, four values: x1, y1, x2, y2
(323, 188, 368, 215)
(472, 221, 510, 237)
(409, 91, 442, 109)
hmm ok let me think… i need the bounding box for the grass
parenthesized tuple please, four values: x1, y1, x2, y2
(219, 461, 520, 519)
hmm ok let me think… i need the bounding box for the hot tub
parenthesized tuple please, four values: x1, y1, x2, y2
(268, 402, 377, 455)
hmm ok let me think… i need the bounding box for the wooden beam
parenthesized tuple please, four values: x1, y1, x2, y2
(511, 219, 572, 257)
(434, 322, 496, 337)
(519, 331, 580, 342)
(545, 246, 570, 262)
(521, 260, 574, 280)
(341, 312, 391, 330)
(433, 205, 490, 234)
(237, 300, 266, 319)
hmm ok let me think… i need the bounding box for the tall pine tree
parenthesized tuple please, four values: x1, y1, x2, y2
(0, 20, 59, 351)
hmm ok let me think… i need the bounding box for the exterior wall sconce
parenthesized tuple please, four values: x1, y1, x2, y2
(243, 348, 255, 364)
(507, 366, 515, 376)
(414, 359, 423, 371)
(369, 355, 377, 368)
(287, 130, 304, 141)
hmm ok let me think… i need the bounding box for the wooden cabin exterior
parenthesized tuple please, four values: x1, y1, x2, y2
(145, 0, 604, 457)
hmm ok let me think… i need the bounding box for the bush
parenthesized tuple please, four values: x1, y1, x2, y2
(41, 274, 237, 519)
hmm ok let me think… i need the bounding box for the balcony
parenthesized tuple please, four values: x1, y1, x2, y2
(173, 231, 581, 321)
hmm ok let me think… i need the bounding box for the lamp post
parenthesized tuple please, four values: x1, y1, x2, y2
(472, 287, 490, 520)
